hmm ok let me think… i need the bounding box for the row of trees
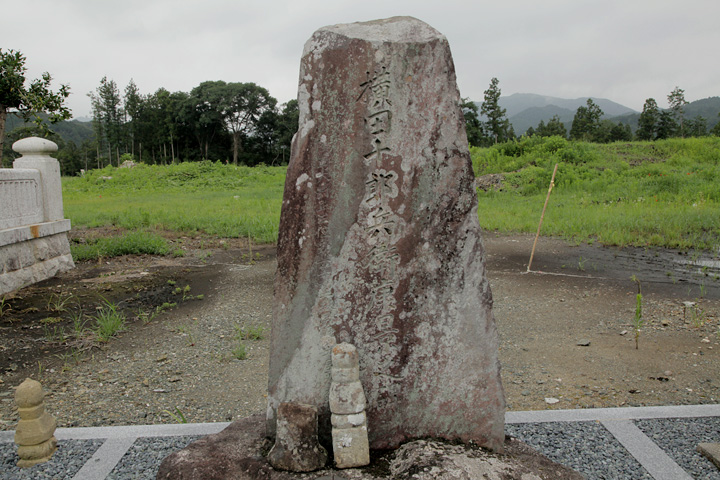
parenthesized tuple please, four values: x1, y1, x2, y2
(0, 48, 299, 173)
(635, 88, 717, 140)
(464, 78, 719, 146)
(88, 77, 298, 169)
(3, 49, 719, 173)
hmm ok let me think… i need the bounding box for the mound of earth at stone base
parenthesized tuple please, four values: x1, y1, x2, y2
(156, 414, 582, 479)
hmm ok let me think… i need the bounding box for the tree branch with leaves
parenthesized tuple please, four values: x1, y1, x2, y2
(0, 48, 71, 165)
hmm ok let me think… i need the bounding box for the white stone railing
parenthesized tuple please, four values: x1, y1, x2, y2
(0, 137, 74, 295)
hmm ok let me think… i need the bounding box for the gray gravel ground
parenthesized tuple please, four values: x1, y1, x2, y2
(635, 416, 720, 479)
(106, 435, 200, 480)
(505, 421, 654, 479)
(0, 439, 103, 479)
(1, 418, 718, 479)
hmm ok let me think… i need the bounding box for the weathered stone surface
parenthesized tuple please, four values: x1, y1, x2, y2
(388, 438, 584, 480)
(157, 414, 582, 480)
(331, 343, 370, 469)
(267, 16, 505, 451)
(12, 137, 64, 223)
(14, 378, 57, 467)
(157, 415, 296, 480)
(268, 402, 328, 472)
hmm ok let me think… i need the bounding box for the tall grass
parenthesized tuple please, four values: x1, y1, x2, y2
(70, 231, 171, 261)
(472, 136, 720, 250)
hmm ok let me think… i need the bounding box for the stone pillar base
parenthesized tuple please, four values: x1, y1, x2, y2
(0, 221, 75, 296)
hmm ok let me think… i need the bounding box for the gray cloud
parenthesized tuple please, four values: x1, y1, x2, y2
(3, 0, 718, 118)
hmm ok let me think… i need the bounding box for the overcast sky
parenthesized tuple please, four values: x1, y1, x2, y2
(3, 0, 718, 119)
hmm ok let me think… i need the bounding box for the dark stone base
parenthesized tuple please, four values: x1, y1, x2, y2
(157, 414, 583, 479)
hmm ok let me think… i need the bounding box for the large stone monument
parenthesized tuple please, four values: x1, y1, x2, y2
(267, 16, 505, 452)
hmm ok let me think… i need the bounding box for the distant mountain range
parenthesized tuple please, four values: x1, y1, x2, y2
(486, 93, 720, 135)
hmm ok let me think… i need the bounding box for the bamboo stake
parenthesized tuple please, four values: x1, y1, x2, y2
(527, 163, 559, 273)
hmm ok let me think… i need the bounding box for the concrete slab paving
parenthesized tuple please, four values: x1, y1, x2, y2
(698, 443, 720, 469)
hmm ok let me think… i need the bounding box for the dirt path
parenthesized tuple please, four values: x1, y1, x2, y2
(1, 232, 718, 429)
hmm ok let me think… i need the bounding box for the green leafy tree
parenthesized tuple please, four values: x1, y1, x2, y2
(460, 98, 485, 146)
(536, 115, 567, 138)
(609, 122, 633, 142)
(274, 99, 299, 163)
(124, 79, 142, 158)
(711, 113, 720, 137)
(220, 82, 276, 165)
(480, 78, 510, 144)
(0, 48, 71, 165)
(636, 98, 660, 141)
(569, 99, 603, 141)
(89, 77, 124, 166)
(685, 116, 707, 137)
(667, 86, 688, 138)
(185, 81, 228, 160)
(656, 110, 678, 140)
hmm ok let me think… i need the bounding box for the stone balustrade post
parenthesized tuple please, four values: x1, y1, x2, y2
(13, 137, 64, 222)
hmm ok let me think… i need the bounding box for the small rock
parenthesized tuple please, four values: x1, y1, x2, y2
(545, 397, 560, 405)
(168, 377, 181, 383)
(701, 337, 710, 343)
(577, 339, 591, 347)
(521, 390, 531, 396)
(156, 355, 168, 363)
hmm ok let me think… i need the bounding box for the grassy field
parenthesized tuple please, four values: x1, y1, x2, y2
(471, 136, 720, 250)
(62, 137, 720, 254)
(63, 161, 284, 244)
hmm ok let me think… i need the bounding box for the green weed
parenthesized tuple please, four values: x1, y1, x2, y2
(56, 348, 86, 372)
(234, 323, 265, 341)
(156, 302, 177, 313)
(631, 275, 644, 349)
(136, 308, 158, 324)
(43, 325, 67, 342)
(94, 299, 126, 342)
(163, 407, 188, 424)
(46, 292, 73, 313)
(40, 317, 63, 324)
(232, 344, 247, 360)
(71, 230, 171, 261)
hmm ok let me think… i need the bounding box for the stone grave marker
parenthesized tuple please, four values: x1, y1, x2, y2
(267, 16, 505, 452)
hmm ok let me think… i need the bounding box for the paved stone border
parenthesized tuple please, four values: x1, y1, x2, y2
(1, 405, 718, 479)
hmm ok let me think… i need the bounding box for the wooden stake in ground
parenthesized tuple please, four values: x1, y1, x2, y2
(527, 163, 559, 273)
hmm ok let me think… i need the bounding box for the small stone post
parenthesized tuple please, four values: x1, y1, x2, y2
(267, 402, 328, 472)
(14, 378, 57, 467)
(330, 343, 370, 468)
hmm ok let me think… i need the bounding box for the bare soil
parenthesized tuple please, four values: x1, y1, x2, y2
(1, 229, 718, 429)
